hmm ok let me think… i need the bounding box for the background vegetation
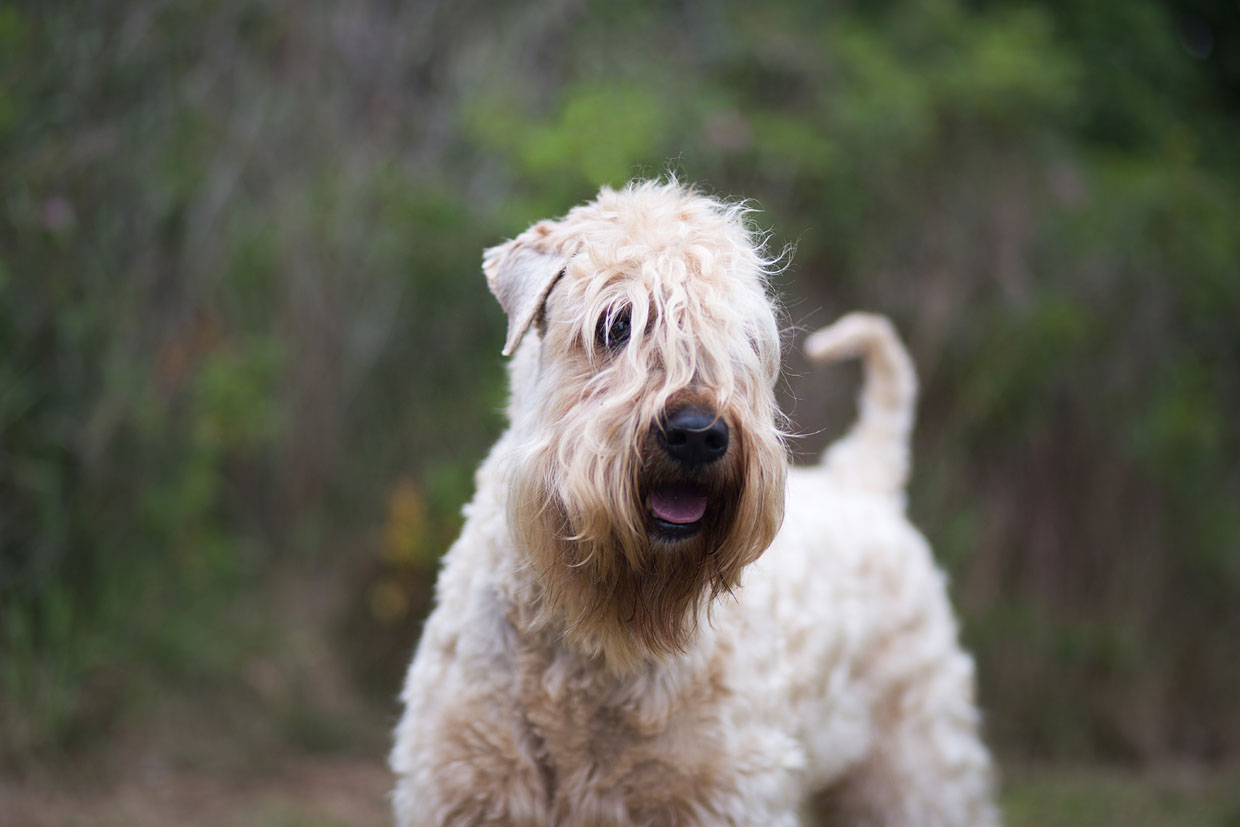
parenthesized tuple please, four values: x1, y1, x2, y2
(2, 0, 1238, 822)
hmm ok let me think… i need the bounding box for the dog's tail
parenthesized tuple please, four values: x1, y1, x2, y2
(803, 312, 917, 497)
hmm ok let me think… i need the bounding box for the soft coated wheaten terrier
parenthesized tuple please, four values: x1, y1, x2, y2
(392, 180, 999, 826)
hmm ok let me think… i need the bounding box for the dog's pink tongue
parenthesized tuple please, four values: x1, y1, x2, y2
(649, 486, 708, 524)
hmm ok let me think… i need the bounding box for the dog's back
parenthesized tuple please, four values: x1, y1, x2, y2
(709, 315, 996, 823)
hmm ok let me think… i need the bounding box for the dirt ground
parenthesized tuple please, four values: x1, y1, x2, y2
(0, 755, 391, 827)
(5, 757, 1240, 827)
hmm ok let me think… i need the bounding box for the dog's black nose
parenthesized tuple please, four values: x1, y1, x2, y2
(659, 407, 729, 466)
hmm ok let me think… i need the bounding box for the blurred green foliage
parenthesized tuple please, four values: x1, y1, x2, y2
(1, 0, 1237, 770)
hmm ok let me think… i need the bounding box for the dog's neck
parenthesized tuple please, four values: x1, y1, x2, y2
(501, 560, 724, 689)
(497, 534, 723, 677)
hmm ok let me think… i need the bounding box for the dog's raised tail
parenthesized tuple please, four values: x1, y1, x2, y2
(804, 312, 917, 496)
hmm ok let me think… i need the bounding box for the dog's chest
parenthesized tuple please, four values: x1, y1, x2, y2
(508, 644, 799, 824)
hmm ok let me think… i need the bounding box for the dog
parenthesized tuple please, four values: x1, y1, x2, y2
(391, 180, 999, 826)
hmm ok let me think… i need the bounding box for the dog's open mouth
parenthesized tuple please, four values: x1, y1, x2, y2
(647, 483, 708, 540)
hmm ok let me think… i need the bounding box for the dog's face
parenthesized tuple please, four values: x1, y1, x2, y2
(485, 181, 787, 671)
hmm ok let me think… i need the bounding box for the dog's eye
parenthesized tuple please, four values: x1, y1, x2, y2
(595, 308, 632, 352)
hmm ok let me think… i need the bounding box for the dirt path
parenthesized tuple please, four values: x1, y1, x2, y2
(6, 757, 1239, 827)
(0, 755, 392, 827)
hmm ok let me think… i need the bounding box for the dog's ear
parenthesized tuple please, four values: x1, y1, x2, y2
(483, 221, 572, 357)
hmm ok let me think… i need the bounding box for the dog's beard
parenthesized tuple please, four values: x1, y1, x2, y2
(507, 412, 786, 673)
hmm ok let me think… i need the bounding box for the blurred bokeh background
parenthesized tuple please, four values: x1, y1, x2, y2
(2, 1, 1238, 824)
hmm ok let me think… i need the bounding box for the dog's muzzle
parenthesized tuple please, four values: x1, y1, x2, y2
(647, 406, 730, 541)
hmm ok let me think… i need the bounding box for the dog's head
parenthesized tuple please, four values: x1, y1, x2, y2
(484, 180, 787, 671)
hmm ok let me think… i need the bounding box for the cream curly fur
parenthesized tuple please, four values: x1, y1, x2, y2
(391, 181, 999, 826)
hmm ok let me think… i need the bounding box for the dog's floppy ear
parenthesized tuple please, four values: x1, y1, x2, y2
(483, 221, 572, 357)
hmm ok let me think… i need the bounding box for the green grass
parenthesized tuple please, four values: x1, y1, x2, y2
(1003, 765, 1240, 827)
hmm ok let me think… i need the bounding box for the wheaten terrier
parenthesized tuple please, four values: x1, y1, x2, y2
(391, 181, 999, 826)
